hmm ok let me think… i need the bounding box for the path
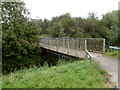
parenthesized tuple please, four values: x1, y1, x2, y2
(93, 55, 119, 87)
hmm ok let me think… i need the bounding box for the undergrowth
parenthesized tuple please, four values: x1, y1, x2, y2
(104, 50, 119, 59)
(2, 59, 108, 88)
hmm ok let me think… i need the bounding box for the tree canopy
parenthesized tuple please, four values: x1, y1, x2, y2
(2, 2, 41, 73)
(38, 11, 119, 46)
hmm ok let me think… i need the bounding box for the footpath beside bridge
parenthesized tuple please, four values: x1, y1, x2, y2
(39, 37, 118, 88)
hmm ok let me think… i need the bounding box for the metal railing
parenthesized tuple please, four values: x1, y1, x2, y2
(40, 37, 105, 63)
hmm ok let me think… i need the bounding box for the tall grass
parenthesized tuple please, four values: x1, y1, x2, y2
(2, 59, 108, 88)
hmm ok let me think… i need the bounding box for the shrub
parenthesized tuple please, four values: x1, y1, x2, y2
(2, 2, 41, 74)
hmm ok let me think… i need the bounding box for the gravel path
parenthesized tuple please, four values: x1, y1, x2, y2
(93, 55, 119, 88)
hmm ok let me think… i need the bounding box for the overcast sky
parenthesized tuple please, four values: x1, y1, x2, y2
(24, 0, 119, 20)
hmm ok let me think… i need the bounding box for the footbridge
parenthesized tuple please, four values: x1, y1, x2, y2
(39, 37, 105, 63)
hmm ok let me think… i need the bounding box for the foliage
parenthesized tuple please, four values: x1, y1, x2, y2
(38, 11, 118, 46)
(101, 10, 119, 45)
(3, 59, 108, 88)
(104, 50, 119, 59)
(2, 2, 41, 73)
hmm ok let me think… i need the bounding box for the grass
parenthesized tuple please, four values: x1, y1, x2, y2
(2, 59, 108, 88)
(104, 50, 119, 59)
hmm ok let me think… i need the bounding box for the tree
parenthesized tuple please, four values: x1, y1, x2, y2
(84, 13, 100, 38)
(39, 11, 119, 46)
(2, 2, 41, 73)
(41, 19, 51, 35)
(101, 10, 119, 45)
(48, 22, 65, 37)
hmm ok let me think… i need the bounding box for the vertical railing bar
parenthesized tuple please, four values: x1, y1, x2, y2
(56, 38, 58, 52)
(103, 39, 105, 52)
(98, 39, 100, 52)
(85, 40, 92, 64)
(67, 39, 69, 54)
(85, 40, 87, 50)
(75, 39, 77, 56)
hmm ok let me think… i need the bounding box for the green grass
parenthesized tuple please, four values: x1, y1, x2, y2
(104, 50, 119, 59)
(2, 59, 108, 88)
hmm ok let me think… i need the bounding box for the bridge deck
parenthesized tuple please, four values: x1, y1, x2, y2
(40, 44, 102, 59)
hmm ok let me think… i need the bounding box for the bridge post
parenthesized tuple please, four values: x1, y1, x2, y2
(56, 38, 58, 52)
(48, 38, 50, 49)
(43, 38, 44, 47)
(67, 39, 69, 54)
(75, 39, 77, 56)
(103, 39, 105, 52)
(73, 38, 74, 49)
(85, 40, 87, 50)
(62, 38, 64, 47)
(85, 40, 88, 58)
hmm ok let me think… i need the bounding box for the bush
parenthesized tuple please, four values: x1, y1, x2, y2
(2, 2, 42, 74)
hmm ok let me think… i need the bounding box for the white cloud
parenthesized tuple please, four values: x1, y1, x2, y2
(24, 0, 119, 20)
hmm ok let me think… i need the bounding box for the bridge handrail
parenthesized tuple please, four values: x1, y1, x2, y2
(40, 37, 105, 53)
(84, 40, 92, 64)
(85, 49, 92, 64)
(40, 37, 105, 64)
(109, 46, 120, 50)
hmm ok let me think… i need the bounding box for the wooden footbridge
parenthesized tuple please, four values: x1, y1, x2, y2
(39, 37, 105, 63)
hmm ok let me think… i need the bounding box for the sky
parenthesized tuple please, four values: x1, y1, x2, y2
(24, 0, 119, 20)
